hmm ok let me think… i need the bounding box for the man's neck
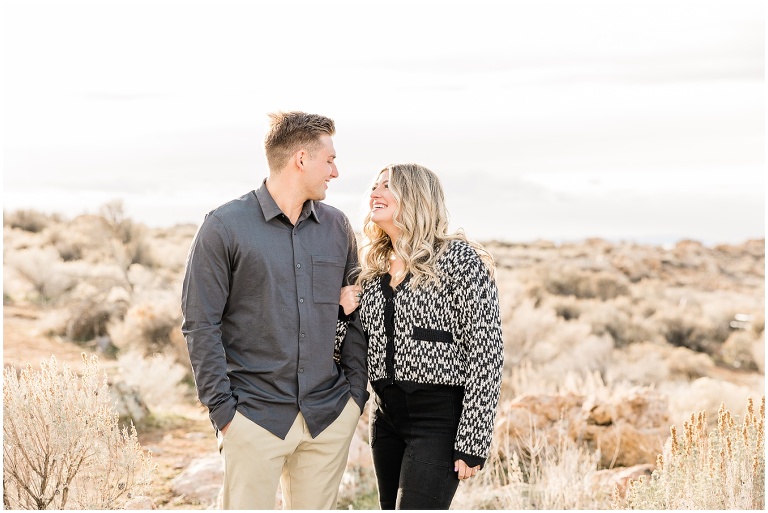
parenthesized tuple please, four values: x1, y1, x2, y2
(265, 175, 306, 224)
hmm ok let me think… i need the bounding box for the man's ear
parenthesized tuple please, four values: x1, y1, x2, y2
(293, 149, 307, 170)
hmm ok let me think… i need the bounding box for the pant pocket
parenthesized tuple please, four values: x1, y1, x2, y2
(218, 411, 242, 453)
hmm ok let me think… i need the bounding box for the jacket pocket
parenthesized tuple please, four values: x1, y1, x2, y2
(412, 326, 454, 344)
(312, 255, 346, 304)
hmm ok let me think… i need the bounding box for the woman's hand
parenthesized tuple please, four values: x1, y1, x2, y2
(340, 285, 363, 315)
(454, 459, 480, 480)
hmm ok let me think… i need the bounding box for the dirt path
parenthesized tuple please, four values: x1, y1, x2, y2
(3, 304, 89, 370)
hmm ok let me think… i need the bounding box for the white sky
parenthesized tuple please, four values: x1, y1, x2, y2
(2, 0, 765, 244)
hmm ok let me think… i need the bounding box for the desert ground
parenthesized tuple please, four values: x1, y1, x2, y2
(3, 206, 764, 509)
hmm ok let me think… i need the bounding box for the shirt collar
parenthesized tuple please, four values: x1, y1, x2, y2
(255, 179, 321, 224)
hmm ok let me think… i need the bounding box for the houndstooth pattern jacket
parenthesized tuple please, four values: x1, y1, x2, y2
(336, 240, 504, 463)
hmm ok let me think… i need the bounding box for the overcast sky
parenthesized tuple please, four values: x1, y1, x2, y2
(3, 0, 764, 244)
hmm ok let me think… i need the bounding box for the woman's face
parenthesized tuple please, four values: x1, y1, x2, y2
(369, 169, 400, 238)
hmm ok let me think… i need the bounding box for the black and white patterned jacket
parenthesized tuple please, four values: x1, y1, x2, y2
(337, 240, 503, 464)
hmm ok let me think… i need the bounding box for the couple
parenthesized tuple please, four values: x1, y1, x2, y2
(181, 111, 504, 510)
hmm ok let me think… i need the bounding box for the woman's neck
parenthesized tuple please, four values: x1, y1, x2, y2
(388, 251, 407, 287)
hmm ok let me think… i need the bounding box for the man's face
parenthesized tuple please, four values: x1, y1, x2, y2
(302, 134, 338, 201)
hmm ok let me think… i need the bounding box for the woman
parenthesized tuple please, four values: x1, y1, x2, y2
(338, 163, 504, 509)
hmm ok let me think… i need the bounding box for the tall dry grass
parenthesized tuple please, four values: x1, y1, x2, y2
(623, 397, 765, 510)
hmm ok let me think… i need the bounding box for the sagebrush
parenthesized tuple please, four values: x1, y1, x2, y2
(3, 354, 156, 509)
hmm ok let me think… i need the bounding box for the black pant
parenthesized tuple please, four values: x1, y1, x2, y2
(370, 384, 464, 510)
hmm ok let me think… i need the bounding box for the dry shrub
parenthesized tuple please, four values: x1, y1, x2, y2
(2, 354, 155, 509)
(543, 266, 630, 300)
(454, 417, 608, 509)
(503, 299, 612, 393)
(108, 300, 186, 363)
(532, 322, 613, 379)
(119, 233, 155, 270)
(46, 228, 87, 262)
(720, 330, 761, 371)
(100, 200, 155, 269)
(116, 350, 189, 411)
(451, 429, 528, 510)
(54, 238, 85, 261)
(752, 312, 765, 336)
(502, 298, 559, 365)
(581, 299, 654, 348)
(550, 295, 582, 320)
(752, 334, 764, 373)
(664, 346, 715, 380)
(65, 298, 127, 343)
(623, 397, 764, 510)
(4, 247, 76, 303)
(3, 209, 57, 233)
(657, 312, 722, 356)
(605, 342, 670, 385)
(663, 377, 760, 430)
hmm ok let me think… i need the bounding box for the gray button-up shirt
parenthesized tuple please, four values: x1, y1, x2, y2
(181, 181, 369, 439)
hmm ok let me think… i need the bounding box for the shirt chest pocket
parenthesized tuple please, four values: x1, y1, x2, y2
(312, 255, 346, 304)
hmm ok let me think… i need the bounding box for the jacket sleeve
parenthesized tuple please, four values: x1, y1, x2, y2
(452, 247, 504, 467)
(180, 213, 237, 433)
(337, 216, 369, 413)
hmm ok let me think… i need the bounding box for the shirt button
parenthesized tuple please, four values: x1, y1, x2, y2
(299, 368, 304, 373)
(296, 263, 301, 268)
(299, 298, 304, 303)
(300, 333, 306, 338)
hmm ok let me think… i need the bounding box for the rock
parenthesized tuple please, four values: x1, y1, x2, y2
(123, 495, 156, 509)
(170, 454, 223, 507)
(591, 464, 655, 498)
(108, 380, 149, 424)
(496, 387, 670, 468)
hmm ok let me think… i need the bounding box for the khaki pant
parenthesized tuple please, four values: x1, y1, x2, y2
(217, 398, 360, 510)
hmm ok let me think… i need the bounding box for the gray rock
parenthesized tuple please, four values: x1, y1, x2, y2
(170, 454, 223, 506)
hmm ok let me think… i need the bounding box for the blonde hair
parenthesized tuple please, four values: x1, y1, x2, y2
(358, 163, 495, 288)
(264, 111, 335, 171)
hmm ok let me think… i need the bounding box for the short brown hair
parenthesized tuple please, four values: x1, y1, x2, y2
(264, 111, 336, 171)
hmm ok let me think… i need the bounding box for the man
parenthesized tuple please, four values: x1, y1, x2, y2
(181, 111, 369, 509)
